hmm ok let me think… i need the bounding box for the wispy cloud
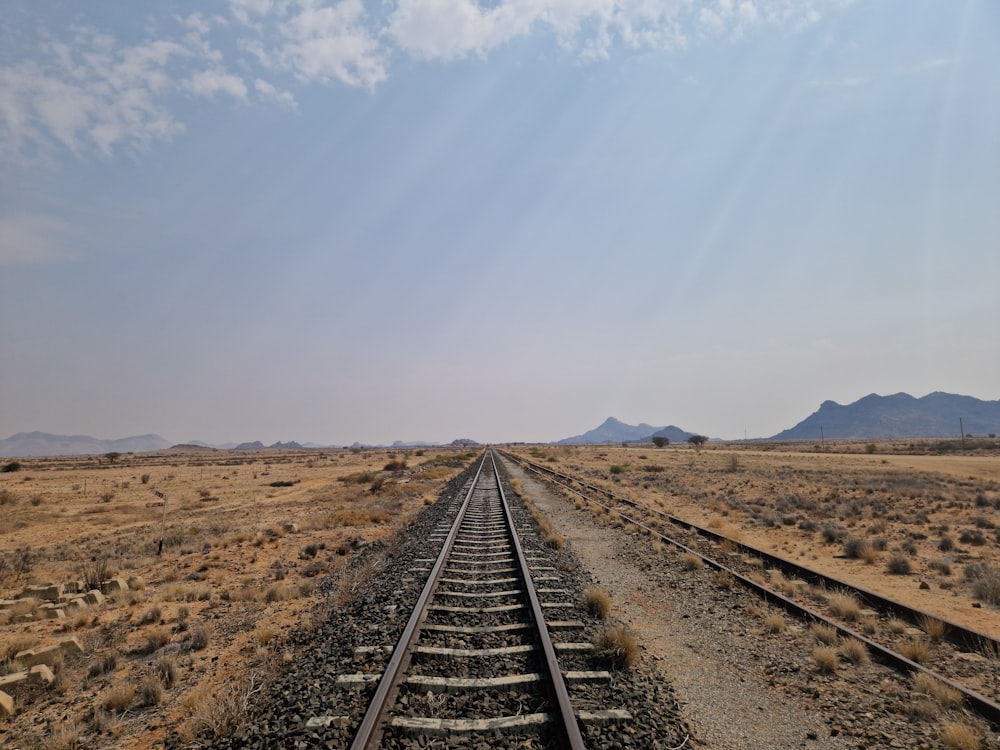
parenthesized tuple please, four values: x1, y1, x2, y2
(0, 0, 849, 159)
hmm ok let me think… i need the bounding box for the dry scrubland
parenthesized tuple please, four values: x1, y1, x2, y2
(519, 440, 1000, 638)
(0, 446, 474, 749)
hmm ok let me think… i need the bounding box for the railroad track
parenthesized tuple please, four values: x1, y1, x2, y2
(501, 450, 1000, 728)
(347, 450, 632, 749)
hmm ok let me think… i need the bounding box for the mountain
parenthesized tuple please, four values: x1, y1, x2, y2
(647, 425, 697, 444)
(234, 441, 265, 451)
(0, 432, 171, 458)
(558, 417, 668, 445)
(270, 441, 303, 450)
(771, 392, 1000, 440)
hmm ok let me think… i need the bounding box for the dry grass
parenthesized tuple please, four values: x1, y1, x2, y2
(135, 673, 164, 707)
(99, 683, 135, 713)
(920, 615, 948, 641)
(711, 570, 734, 590)
(583, 586, 612, 619)
(827, 592, 862, 621)
(839, 638, 869, 664)
(913, 672, 963, 708)
(810, 622, 839, 646)
(763, 614, 786, 633)
(940, 721, 981, 750)
(679, 552, 704, 571)
(593, 625, 639, 670)
(899, 639, 932, 664)
(812, 646, 838, 674)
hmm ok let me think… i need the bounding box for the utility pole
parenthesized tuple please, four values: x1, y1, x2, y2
(152, 490, 168, 555)
(960, 417, 966, 453)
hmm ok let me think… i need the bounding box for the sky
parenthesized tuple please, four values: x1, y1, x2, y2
(1, 0, 998, 446)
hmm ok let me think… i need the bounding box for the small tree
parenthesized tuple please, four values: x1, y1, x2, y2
(652, 436, 669, 448)
(104, 452, 122, 464)
(687, 435, 708, 449)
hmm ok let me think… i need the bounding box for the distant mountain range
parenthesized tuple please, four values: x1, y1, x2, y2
(557, 417, 697, 445)
(0, 432, 171, 458)
(4, 392, 994, 457)
(771, 392, 1000, 440)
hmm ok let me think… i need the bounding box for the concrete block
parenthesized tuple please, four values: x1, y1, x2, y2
(19, 584, 63, 602)
(83, 589, 105, 606)
(282, 522, 300, 534)
(64, 580, 84, 594)
(0, 600, 18, 610)
(99, 578, 128, 595)
(0, 672, 28, 690)
(59, 637, 84, 656)
(63, 598, 87, 611)
(39, 606, 65, 620)
(0, 689, 13, 718)
(14, 645, 63, 668)
(28, 665, 54, 687)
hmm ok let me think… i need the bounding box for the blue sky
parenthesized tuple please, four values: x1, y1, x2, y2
(1, 0, 997, 446)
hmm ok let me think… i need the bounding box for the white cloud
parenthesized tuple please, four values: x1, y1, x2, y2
(0, 215, 77, 265)
(278, 0, 387, 89)
(254, 78, 297, 107)
(385, 0, 840, 61)
(186, 69, 249, 99)
(0, 1, 851, 158)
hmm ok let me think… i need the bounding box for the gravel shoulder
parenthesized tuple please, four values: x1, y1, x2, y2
(501, 457, 997, 750)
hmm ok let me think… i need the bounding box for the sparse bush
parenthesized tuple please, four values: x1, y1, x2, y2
(583, 587, 612, 619)
(842, 537, 874, 561)
(960, 529, 986, 546)
(887, 554, 912, 575)
(383, 460, 407, 471)
(913, 672, 963, 708)
(827, 592, 861, 621)
(593, 625, 639, 669)
(140, 473, 151, 484)
(940, 721, 980, 750)
(155, 655, 177, 688)
(812, 646, 838, 673)
(820, 523, 845, 544)
(188, 625, 210, 651)
(1, 461, 22, 473)
(840, 639, 868, 664)
(100, 683, 135, 713)
(609, 465, 625, 475)
(711, 570, 734, 590)
(140, 606, 162, 626)
(920, 615, 947, 641)
(763, 614, 786, 633)
(899, 639, 931, 663)
(87, 652, 119, 679)
(810, 622, 838, 646)
(965, 564, 1000, 605)
(679, 552, 703, 571)
(136, 673, 164, 707)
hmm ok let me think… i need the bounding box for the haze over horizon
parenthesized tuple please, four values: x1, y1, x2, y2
(2, 1, 998, 447)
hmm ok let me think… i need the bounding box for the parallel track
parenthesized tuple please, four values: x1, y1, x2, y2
(502, 450, 1000, 728)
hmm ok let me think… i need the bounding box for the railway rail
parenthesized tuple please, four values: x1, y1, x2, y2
(351, 452, 596, 750)
(501, 450, 1000, 728)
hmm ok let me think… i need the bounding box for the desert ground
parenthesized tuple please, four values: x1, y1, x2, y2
(1, 440, 998, 749)
(0, 446, 474, 749)
(509, 440, 1000, 637)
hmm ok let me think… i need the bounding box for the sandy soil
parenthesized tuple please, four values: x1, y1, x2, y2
(0, 446, 474, 749)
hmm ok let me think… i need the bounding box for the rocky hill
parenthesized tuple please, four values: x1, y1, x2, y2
(771, 392, 1000, 440)
(0, 432, 171, 458)
(557, 417, 696, 445)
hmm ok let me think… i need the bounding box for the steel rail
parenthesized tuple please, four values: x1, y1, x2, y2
(488, 450, 587, 750)
(498, 451, 1000, 727)
(348, 452, 487, 749)
(350, 450, 587, 749)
